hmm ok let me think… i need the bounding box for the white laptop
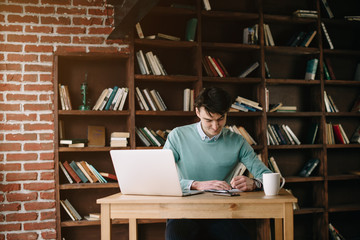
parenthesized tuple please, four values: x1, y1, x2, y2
(110, 149, 203, 197)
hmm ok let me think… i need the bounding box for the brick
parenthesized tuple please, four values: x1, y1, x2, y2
(0, 223, 21, 232)
(0, 163, 21, 171)
(24, 64, 52, 72)
(25, 6, 55, 14)
(88, 27, 112, 35)
(6, 212, 38, 222)
(0, 103, 20, 111)
(24, 84, 53, 92)
(6, 94, 38, 101)
(6, 172, 38, 181)
(6, 133, 37, 141)
(73, 0, 103, 6)
(24, 221, 56, 231)
(88, 8, 108, 16)
(23, 74, 38, 82)
(56, 7, 86, 15)
(7, 34, 38, 43)
(6, 74, 22, 82)
(7, 113, 38, 121)
(41, 35, 71, 44)
(39, 94, 52, 101)
(24, 162, 54, 171)
(7, 232, 38, 240)
(24, 45, 53, 53)
(40, 171, 54, 180)
(39, 133, 53, 140)
(6, 192, 38, 202)
(7, 153, 38, 161)
(55, 46, 86, 53)
(0, 184, 21, 192)
(73, 17, 103, 26)
(25, 25, 53, 33)
(8, 0, 39, 3)
(0, 143, 21, 151)
(41, 16, 70, 25)
(24, 123, 53, 131)
(56, 26, 86, 34)
(41, 231, 56, 240)
(0, 214, 4, 222)
(0, 203, 21, 212)
(0, 24, 23, 32)
(0, 44, 23, 52)
(40, 211, 55, 220)
(39, 74, 52, 82)
(23, 142, 53, 151)
(73, 36, 105, 44)
(8, 15, 38, 24)
(89, 46, 120, 53)
(0, 83, 21, 91)
(0, 63, 22, 71)
(23, 182, 55, 191)
(40, 55, 52, 62)
(24, 201, 55, 210)
(39, 152, 54, 160)
(41, 0, 70, 5)
(0, 5, 23, 13)
(40, 191, 54, 200)
(7, 54, 38, 62)
(24, 103, 52, 111)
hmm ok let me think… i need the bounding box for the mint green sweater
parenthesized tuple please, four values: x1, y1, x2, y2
(163, 123, 271, 190)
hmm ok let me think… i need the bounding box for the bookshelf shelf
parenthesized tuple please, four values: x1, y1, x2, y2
(58, 110, 130, 116)
(203, 77, 262, 84)
(135, 110, 195, 116)
(294, 208, 325, 215)
(267, 112, 322, 117)
(134, 74, 198, 82)
(266, 79, 321, 85)
(135, 38, 198, 48)
(59, 146, 131, 152)
(60, 183, 119, 190)
(286, 176, 324, 183)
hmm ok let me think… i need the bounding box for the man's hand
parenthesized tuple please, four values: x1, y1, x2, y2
(230, 176, 256, 192)
(191, 180, 232, 191)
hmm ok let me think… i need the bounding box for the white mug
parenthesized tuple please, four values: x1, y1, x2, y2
(263, 173, 285, 196)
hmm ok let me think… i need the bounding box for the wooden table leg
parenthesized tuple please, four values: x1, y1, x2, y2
(101, 204, 111, 240)
(274, 218, 283, 240)
(129, 218, 138, 240)
(283, 203, 294, 240)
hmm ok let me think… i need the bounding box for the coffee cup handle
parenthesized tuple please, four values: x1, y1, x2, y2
(280, 176, 285, 189)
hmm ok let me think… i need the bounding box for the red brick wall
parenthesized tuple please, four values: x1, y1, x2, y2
(0, 1, 128, 239)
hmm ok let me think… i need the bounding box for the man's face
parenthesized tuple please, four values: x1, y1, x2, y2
(196, 106, 227, 138)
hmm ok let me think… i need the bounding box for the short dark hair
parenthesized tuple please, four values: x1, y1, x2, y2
(194, 87, 232, 115)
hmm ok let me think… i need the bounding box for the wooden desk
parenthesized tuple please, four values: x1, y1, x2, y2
(97, 189, 297, 240)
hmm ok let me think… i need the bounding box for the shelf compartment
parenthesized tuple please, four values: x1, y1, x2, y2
(327, 148, 360, 176)
(328, 179, 360, 210)
(262, 0, 317, 16)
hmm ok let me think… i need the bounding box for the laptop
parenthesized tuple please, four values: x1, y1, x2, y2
(110, 149, 203, 197)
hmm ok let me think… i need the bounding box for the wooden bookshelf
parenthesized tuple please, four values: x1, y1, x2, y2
(54, 0, 360, 239)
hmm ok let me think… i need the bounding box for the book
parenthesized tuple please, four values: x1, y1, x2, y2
(63, 199, 82, 220)
(269, 156, 282, 176)
(136, 51, 147, 75)
(305, 58, 318, 80)
(183, 88, 191, 111)
(269, 103, 283, 112)
(69, 161, 88, 183)
(354, 62, 360, 81)
(63, 85, 72, 110)
(150, 89, 165, 111)
(324, 58, 336, 80)
(138, 50, 150, 74)
(135, 87, 150, 111)
(154, 89, 168, 111)
(276, 106, 297, 112)
(299, 159, 320, 177)
(143, 88, 158, 111)
(63, 161, 81, 183)
(264, 24, 275, 46)
(80, 161, 98, 183)
(142, 127, 161, 147)
(109, 87, 123, 110)
(98, 88, 113, 110)
(238, 61, 259, 78)
(157, 33, 180, 41)
(76, 161, 93, 183)
(99, 172, 117, 181)
(145, 51, 162, 75)
(60, 200, 76, 221)
(116, 87, 128, 111)
(301, 30, 317, 47)
(281, 124, 295, 145)
(59, 162, 73, 184)
(135, 127, 151, 146)
(92, 88, 109, 110)
(60, 139, 88, 145)
(284, 125, 301, 145)
(135, 22, 144, 39)
(68, 143, 85, 148)
(185, 18, 197, 41)
(207, 56, 224, 77)
(306, 123, 319, 144)
(350, 95, 360, 112)
(202, 0, 211, 11)
(293, 9, 318, 18)
(321, 0, 334, 19)
(321, 22, 334, 49)
(332, 124, 345, 144)
(323, 62, 331, 80)
(111, 132, 130, 138)
(87, 125, 105, 147)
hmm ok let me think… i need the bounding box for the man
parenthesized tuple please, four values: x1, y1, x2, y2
(163, 87, 272, 240)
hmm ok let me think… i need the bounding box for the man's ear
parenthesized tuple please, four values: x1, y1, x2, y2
(195, 107, 200, 118)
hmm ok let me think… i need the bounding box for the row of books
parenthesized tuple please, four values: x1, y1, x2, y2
(324, 91, 339, 113)
(243, 24, 258, 45)
(202, 55, 229, 77)
(58, 84, 72, 110)
(135, 87, 167, 111)
(226, 125, 257, 146)
(110, 132, 130, 147)
(326, 123, 350, 144)
(136, 50, 167, 76)
(323, 57, 336, 80)
(60, 199, 82, 221)
(267, 124, 301, 145)
(328, 223, 345, 240)
(183, 88, 194, 111)
(268, 156, 320, 178)
(305, 58, 319, 80)
(293, 9, 318, 18)
(93, 87, 128, 111)
(287, 30, 317, 47)
(59, 160, 108, 184)
(230, 96, 263, 112)
(135, 127, 170, 147)
(269, 103, 297, 112)
(135, 18, 197, 42)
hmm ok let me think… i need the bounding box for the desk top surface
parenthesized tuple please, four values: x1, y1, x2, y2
(97, 189, 297, 204)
